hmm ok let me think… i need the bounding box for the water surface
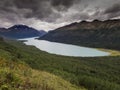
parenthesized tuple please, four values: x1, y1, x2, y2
(19, 37, 110, 57)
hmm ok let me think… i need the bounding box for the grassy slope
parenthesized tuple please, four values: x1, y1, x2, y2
(3, 39, 120, 90)
(0, 38, 84, 90)
(0, 58, 82, 90)
(98, 48, 120, 56)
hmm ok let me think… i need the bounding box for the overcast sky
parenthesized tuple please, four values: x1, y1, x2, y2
(0, 0, 120, 31)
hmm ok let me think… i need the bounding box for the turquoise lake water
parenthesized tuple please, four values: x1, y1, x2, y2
(19, 37, 110, 57)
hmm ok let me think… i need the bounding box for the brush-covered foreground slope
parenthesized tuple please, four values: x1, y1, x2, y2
(40, 19, 120, 50)
(1, 37, 120, 90)
(0, 37, 83, 90)
(0, 25, 46, 39)
(0, 59, 80, 90)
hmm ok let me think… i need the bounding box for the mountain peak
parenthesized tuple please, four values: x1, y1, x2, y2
(0, 24, 47, 39)
(8, 24, 33, 30)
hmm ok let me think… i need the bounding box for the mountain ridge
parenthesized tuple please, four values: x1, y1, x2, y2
(0, 25, 46, 39)
(55, 19, 120, 30)
(40, 19, 120, 50)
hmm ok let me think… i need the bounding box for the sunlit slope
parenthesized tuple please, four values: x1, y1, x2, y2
(0, 58, 84, 90)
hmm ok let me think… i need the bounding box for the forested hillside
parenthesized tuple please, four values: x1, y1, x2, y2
(0, 37, 120, 90)
(0, 37, 84, 90)
(40, 19, 120, 50)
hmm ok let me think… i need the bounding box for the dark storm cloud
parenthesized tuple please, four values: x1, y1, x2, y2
(0, 0, 120, 30)
(11, 0, 81, 19)
(51, 0, 75, 7)
(104, 3, 120, 14)
(13, 0, 53, 19)
(101, 3, 120, 20)
(50, 0, 80, 11)
(0, 0, 119, 21)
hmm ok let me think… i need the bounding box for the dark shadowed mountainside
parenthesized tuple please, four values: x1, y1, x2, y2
(40, 19, 120, 50)
(0, 25, 46, 39)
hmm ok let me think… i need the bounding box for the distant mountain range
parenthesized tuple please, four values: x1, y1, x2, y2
(0, 25, 46, 39)
(40, 19, 120, 50)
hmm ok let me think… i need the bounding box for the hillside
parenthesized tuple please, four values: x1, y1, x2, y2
(0, 25, 46, 39)
(0, 37, 120, 90)
(0, 37, 83, 90)
(40, 19, 120, 50)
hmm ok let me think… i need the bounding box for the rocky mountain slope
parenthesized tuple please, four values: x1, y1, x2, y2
(40, 19, 120, 50)
(0, 25, 46, 39)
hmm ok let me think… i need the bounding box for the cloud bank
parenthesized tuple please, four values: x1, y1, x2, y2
(0, 0, 120, 31)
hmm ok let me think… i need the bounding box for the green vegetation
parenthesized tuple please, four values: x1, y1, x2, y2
(0, 38, 84, 90)
(98, 48, 120, 56)
(0, 58, 81, 90)
(0, 37, 120, 90)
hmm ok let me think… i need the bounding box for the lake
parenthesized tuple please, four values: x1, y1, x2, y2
(19, 37, 110, 57)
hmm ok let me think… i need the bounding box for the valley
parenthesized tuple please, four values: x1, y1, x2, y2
(0, 19, 120, 90)
(0, 37, 120, 90)
(0, 0, 120, 90)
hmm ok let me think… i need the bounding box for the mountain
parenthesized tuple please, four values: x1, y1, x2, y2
(39, 19, 120, 50)
(56, 19, 120, 30)
(0, 25, 46, 39)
